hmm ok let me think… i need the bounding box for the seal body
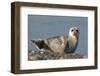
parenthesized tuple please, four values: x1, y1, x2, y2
(31, 27, 79, 55)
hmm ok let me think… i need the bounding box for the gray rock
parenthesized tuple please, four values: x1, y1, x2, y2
(28, 50, 86, 61)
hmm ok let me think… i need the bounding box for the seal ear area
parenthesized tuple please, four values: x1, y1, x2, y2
(31, 39, 45, 49)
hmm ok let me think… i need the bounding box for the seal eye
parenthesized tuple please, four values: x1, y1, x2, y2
(71, 29, 74, 32)
(76, 29, 78, 32)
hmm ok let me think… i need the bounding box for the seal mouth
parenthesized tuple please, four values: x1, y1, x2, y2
(73, 31, 77, 36)
(74, 29, 78, 35)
